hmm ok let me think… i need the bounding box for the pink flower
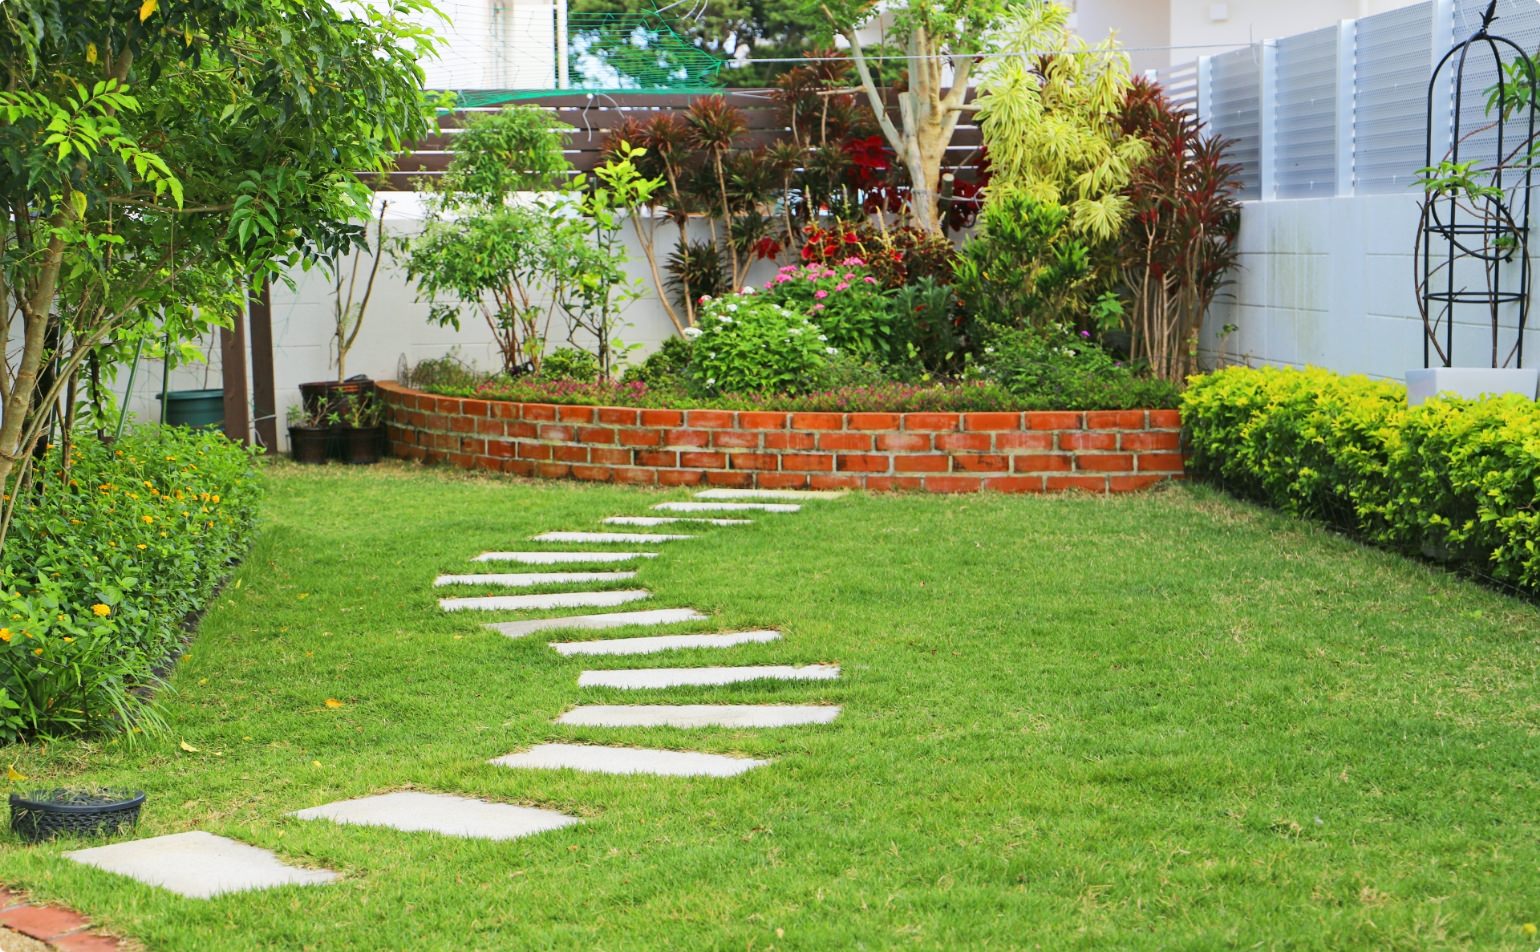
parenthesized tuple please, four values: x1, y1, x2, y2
(814, 289, 829, 300)
(863, 276, 877, 285)
(843, 273, 855, 282)
(841, 256, 865, 267)
(835, 283, 850, 292)
(810, 303, 825, 312)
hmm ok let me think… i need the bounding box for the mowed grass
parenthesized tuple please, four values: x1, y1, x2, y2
(2, 462, 1538, 950)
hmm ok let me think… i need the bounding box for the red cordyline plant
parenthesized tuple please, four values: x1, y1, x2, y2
(1117, 78, 1243, 385)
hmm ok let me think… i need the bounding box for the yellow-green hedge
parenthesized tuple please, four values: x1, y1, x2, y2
(1183, 366, 1540, 595)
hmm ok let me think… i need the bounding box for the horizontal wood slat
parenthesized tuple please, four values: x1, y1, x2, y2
(375, 88, 982, 191)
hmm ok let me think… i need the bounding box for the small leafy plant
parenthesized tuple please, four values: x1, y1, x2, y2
(691, 291, 833, 395)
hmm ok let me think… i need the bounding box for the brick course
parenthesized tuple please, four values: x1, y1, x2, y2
(378, 382, 1185, 494)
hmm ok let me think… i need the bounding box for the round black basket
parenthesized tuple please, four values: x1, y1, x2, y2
(9, 789, 145, 844)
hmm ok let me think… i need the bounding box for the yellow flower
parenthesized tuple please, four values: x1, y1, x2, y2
(32, 648, 41, 656)
(141, 515, 153, 524)
(62, 637, 73, 643)
(136, 544, 147, 551)
(0, 629, 10, 642)
(211, 494, 221, 504)
(91, 604, 111, 617)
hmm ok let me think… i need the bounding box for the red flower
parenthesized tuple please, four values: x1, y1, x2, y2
(753, 236, 783, 260)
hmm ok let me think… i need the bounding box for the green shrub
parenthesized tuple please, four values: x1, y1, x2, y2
(1183, 366, 1540, 595)
(0, 427, 261, 741)
(974, 324, 1180, 410)
(622, 336, 694, 390)
(538, 347, 601, 382)
(691, 291, 830, 395)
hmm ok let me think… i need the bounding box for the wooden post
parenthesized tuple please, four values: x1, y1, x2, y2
(220, 309, 249, 445)
(248, 279, 277, 452)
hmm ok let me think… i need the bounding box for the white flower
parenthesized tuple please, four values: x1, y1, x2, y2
(826, 347, 838, 355)
(727, 303, 739, 312)
(683, 327, 703, 340)
(741, 286, 756, 295)
(706, 378, 716, 386)
(818, 334, 828, 342)
(985, 347, 995, 355)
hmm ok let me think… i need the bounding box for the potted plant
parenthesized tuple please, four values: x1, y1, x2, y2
(336, 391, 384, 465)
(10, 788, 145, 843)
(287, 403, 330, 464)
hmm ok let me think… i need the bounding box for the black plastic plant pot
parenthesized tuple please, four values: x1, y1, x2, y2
(343, 425, 383, 465)
(10, 789, 145, 844)
(289, 426, 330, 465)
(298, 376, 375, 419)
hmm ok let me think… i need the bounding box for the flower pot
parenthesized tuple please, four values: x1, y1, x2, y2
(342, 425, 384, 465)
(289, 426, 330, 464)
(10, 789, 145, 844)
(298, 376, 375, 420)
(1405, 367, 1540, 406)
(156, 388, 224, 429)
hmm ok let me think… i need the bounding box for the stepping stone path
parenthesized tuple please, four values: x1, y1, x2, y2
(604, 516, 752, 527)
(488, 608, 708, 639)
(438, 590, 650, 612)
(65, 832, 338, 899)
(474, 551, 658, 564)
(59, 487, 844, 908)
(491, 744, 769, 778)
(434, 571, 637, 588)
(551, 629, 781, 657)
(292, 792, 578, 841)
(533, 531, 691, 544)
(558, 705, 843, 728)
(654, 501, 799, 514)
(578, 664, 840, 689)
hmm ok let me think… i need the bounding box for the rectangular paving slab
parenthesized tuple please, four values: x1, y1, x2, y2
(696, 489, 846, 501)
(439, 590, 649, 612)
(64, 831, 339, 899)
(433, 571, 636, 588)
(578, 664, 840, 689)
(604, 517, 753, 527)
(550, 629, 781, 657)
(654, 501, 799, 514)
(533, 531, 692, 544)
(474, 552, 659, 564)
(487, 608, 708, 639)
(557, 705, 842, 728)
(291, 791, 578, 841)
(491, 743, 770, 777)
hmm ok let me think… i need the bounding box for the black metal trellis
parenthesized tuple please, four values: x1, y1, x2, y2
(1418, 0, 1536, 369)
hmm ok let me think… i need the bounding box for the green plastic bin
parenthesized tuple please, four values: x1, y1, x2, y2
(157, 389, 225, 430)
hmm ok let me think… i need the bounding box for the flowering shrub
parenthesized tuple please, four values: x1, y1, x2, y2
(1184, 366, 1540, 594)
(691, 291, 833, 395)
(0, 428, 260, 741)
(763, 260, 896, 363)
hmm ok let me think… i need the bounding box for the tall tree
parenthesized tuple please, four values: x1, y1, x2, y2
(0, 0, 440, 549)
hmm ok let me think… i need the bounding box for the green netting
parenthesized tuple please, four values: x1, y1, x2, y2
(446, 7, 723, 107)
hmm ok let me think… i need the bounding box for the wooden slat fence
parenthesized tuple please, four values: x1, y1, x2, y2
(371, 89, 984, 191)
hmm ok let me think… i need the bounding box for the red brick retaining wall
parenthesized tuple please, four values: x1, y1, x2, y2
(378, 382, 1184, 493)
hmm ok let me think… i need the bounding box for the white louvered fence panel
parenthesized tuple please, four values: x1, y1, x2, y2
(1354, 2, 1435, 193)
(1207, 47, 1265, 200)
(1275, 26, 1340, 198)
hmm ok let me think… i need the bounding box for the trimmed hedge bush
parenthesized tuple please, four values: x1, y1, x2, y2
(0, 427, 261, 741)
(1183, 366, 1540, 595)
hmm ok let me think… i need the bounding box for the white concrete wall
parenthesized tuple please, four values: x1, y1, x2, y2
(1200, 195, 1540, 379)
(117, 195, 775, 451)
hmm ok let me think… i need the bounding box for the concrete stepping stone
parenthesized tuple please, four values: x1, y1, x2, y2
(557, 705, 841, 728)
(439, 590, 649, 612)
(433, 571, 636, 588)
(64, 831, 338, 899)
(696, 488, 846, 501)
(474, 552, 658, 564)
(291, 791, 578, 841)
(551, 629, 781, 657)
(491, 743, 769, 777)
(533, 531, 692, 544)
(579, 664, 840, 689)
(655, 501, 799, 514)
(604, 516, 752, 527)
(488, 608, 708, 639)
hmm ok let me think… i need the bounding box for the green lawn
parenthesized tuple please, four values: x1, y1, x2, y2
(2, 463, 1538, 950)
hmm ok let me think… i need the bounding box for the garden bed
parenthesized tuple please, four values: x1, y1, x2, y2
(379, 382, 1184, 493)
